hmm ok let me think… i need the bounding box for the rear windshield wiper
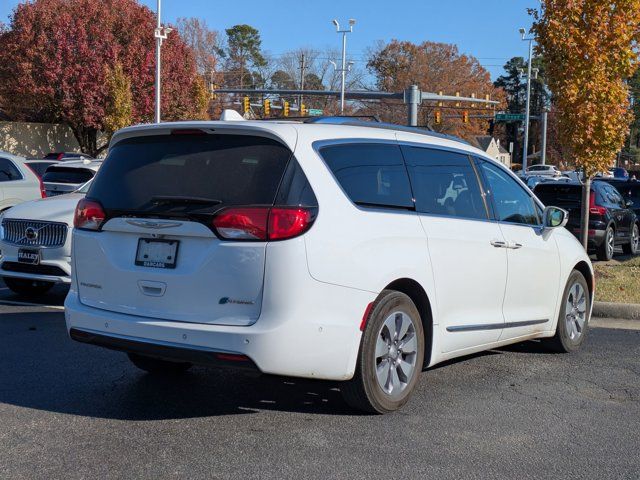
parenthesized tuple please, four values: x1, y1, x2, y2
(150, 196, 223, 206)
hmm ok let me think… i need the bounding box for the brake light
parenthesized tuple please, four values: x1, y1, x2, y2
(589, 191, 607, 215)
(268, 208, 313, 240)
(212, 207, 269, 240)
(74, 198, 106, 230)
(24, 164, 46, 198)
(212, 207, 315, 241)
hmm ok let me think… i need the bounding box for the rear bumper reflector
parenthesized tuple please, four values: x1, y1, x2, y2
(69, 328, 259, 372)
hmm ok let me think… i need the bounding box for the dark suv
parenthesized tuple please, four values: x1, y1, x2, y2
(534, 181, 638, 260)
(594, 178, 640, 218)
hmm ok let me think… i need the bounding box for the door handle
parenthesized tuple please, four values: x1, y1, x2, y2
(507, 241, 523, 250)
(490, 239, 507, 248)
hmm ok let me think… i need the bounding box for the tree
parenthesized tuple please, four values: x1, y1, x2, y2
(104, 63, 132, 135)
(366, 40, 505, 140)
(494, 56, 549, 163)
(531, 0, 640, 249)
(224, 25, 266, 89)
(0, 0, 206, 156)
(176, 17, 222, 76)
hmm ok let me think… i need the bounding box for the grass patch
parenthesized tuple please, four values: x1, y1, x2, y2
(593, 255, 640, 304)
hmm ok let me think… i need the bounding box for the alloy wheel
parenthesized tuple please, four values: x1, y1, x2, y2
(565, 282, 587, 341)
(374, 311, 418, 398)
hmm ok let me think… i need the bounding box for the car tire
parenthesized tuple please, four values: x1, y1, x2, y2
(622, 223, 639, 255)
(127, 353, 192, 375)
(3, 277, 54, 296)
(341, 290, 425, 414)
(543, 270, 590, 353)
(596, 226, 615, 261)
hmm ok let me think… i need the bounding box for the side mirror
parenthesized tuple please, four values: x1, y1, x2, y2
(626, 200, 634, 208)
(543, 206, 568, 229)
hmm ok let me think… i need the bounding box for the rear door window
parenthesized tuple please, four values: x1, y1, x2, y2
(0, 158, 23, 182)
(401, 146, 487, 220)
(318, 143, 413, 209)
(42, 167, 94, 184)
(89, 134, 292, 214)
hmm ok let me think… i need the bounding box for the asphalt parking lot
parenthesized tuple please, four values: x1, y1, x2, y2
(1, 279, 639, 479)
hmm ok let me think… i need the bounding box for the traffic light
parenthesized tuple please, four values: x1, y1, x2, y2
(434, 110, 442, 125)
(283, 101, 290, 117)
(462, 111, 469, 123)
(242, 96, 250, 114)
(263, 99, 270, 116)
(300, 103, 306, 116)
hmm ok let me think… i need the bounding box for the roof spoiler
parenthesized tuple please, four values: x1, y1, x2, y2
(219, 109, 246, 122)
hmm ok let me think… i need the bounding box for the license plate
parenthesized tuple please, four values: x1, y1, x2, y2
(135, 239, 179, 269)
(18, 248, 40, 265)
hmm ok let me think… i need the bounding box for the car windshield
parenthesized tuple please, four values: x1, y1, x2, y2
(42, 167, 95, 184)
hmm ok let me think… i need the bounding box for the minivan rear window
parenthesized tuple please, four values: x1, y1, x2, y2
(42, 167, 95, 184)
(319, 143, 414, 209)
(88, 134, 292, 213)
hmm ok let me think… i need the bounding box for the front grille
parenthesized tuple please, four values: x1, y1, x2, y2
(1, 219, 68, 247)
(1, 262, 68, 276)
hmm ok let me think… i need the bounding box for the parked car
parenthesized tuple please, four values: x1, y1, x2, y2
(525, 174, 572, 190)
(0, 181, 90, 295)
(41, 159, 101, 197)
(25, 159, 60, 178)
(595, 178, 640, 217)
(65, 117, 593, 414)
(0, 150, 45, 212)
(526, 164, 562, 176)
(43, 152, 93, 162)
(534, 181, 638, 260)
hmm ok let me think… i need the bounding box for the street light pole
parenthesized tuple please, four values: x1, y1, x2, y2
(154, 0, 172, 123)
(332, 19, 355, 114)
(520, 28, 534, 173)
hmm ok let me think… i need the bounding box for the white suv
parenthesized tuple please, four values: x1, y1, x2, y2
(65, 118, 593, 413)
(0, 182, 90, 295)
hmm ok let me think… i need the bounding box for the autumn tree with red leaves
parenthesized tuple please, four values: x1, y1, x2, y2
(0, 0, 208, 156)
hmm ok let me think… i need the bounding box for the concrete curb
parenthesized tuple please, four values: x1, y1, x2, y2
(592, 301, 640, 321)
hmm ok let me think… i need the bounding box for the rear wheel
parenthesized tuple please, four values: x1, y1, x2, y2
(341, 290, 425, 414)
(127, 353, 192, 375)
(543, 270, 590, 353)
(622, 223, 639, 255)
(3, 277, 54, 296)
(596, 226, 614, 261)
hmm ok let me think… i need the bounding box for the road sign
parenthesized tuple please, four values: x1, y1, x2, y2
(308, 108, 323, 116)
(495, 113, 526, 122)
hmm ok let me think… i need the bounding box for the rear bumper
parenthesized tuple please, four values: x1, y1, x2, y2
(570, 228, 606, 250)
(64, 277, 373, 380)
(69, 328, 259, 372)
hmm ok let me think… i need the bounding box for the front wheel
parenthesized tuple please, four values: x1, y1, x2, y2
(543, 270, 590, 353)
(596, 226, 615, 261)
(622, 223, 639, 255)
(3, 277, 54, 296)
(341, 290, 425, 414)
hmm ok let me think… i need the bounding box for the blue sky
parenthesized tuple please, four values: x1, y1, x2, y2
(1, 0, 538, 79)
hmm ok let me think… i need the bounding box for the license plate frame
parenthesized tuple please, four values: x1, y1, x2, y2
(135, 238, 179, 269)
(18, 248, 40, 265)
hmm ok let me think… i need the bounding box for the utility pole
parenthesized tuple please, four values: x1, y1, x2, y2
(520, 27, 534, 172)
(405, 85, 420, 127)
(154, 0, 172, 123)
(541, 110, 548, 165)
(332, 18, 355, 114)
(299, 53, 306, 111)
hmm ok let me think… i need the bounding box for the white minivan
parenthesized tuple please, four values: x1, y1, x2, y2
(65, 117, 593, 413)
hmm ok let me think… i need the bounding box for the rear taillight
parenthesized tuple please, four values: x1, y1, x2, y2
(25, 164, 46, 198)
(74, 198, 106, 230)
(589, 191, 607, 215)
(212, 207, 315, 241)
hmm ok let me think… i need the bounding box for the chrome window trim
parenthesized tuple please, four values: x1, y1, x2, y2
(446, 319, 549, 332)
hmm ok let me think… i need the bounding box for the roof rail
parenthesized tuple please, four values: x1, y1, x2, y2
(301, 117, 470, 145)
